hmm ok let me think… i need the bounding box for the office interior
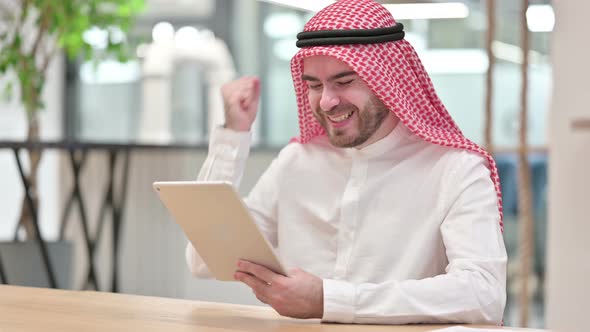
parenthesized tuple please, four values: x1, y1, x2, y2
(0, 1, 587, 331)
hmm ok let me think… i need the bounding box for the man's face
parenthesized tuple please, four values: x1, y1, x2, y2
(302, 55, 396, 149)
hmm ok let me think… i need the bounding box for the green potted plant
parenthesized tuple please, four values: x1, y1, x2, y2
(0, 0, 144, 287)
(1, 0, 144, 237)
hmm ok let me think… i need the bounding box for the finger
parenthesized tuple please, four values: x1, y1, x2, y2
(239, 80, 258, 109)
(224, 89, 242, 110)
(234, 271, 269, 294)
(243, 78, 260, 106)
(237, 260, 278, 285)
(252, 78, 260, 98)
(223, 77, 251, 101)
(239, 90, 252, 109)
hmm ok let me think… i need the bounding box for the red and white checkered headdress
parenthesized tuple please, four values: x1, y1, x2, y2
(290, 0, 503, 226)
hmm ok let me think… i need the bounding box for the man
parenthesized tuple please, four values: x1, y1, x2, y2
(187, 0, 507, 325)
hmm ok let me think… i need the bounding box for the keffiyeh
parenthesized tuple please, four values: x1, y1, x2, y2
(290, 0, 504, 227)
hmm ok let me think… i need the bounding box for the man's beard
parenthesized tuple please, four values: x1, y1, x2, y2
(313, 96, 390, 148)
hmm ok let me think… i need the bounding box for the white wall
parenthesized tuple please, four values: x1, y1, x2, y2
(545, 2, 590, 332)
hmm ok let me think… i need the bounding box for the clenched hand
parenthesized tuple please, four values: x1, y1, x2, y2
(221, 76, 260, 132)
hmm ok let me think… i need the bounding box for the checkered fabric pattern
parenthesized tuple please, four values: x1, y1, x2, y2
(290, 0, 504, 228)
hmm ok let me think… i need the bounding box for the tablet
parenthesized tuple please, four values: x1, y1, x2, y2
(153, 181, 287, 281)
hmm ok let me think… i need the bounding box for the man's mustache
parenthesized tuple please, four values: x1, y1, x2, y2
(316, 104, 358, 116)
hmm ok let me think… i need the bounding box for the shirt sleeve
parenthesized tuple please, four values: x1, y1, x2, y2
(322, 152, 507, 325)
(196, 126, 252, 186)
(186, 126, 252, 278)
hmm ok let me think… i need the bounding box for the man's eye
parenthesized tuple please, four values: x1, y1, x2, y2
(308, 84, 322, 91)
(337, 80, 353, 86)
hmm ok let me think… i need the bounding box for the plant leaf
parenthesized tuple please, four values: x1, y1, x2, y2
(4, 0, 146, 118)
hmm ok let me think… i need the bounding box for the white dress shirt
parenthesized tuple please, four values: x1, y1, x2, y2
(186, 123, 507, 325)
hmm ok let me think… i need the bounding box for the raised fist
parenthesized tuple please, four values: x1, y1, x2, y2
(221, 76, 260, 132)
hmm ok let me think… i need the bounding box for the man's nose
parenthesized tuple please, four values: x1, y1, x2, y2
(319, 87, 340, 112)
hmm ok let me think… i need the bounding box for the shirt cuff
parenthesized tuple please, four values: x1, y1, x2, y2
(321, 279, 356, 323)
(185, 243, 213, 279)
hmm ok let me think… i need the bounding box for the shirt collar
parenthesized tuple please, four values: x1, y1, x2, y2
(345, 121, 410, 159)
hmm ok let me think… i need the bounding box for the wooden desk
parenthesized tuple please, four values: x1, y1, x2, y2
(0, 285, 546, 332)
